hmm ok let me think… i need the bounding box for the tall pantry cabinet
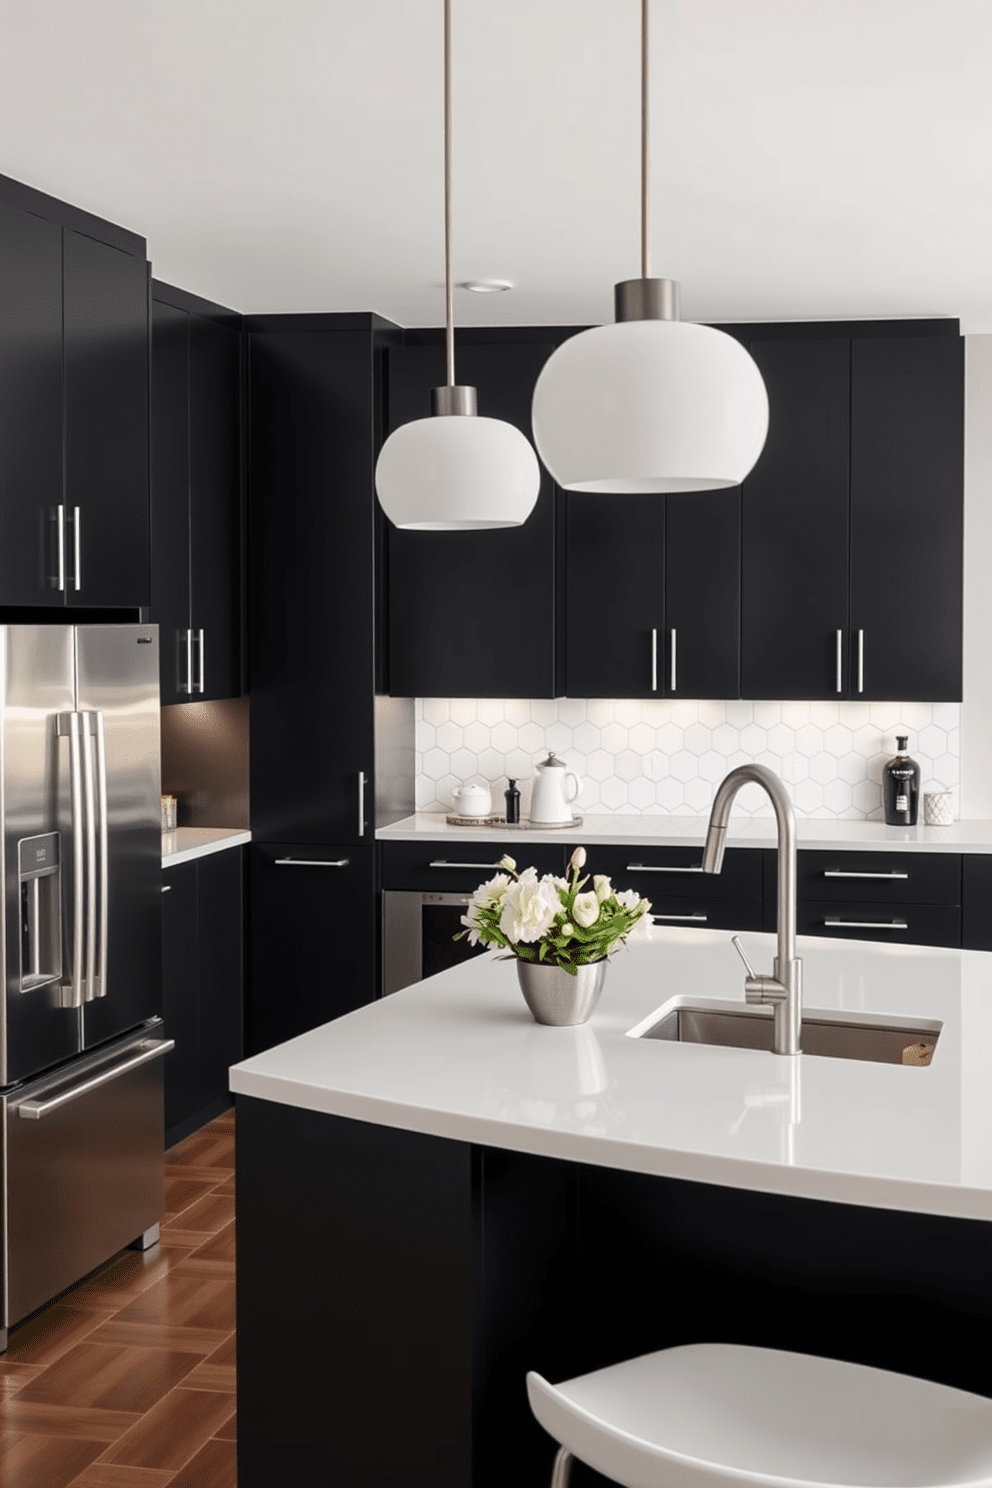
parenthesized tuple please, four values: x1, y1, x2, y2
(246, 313, 414, 1055)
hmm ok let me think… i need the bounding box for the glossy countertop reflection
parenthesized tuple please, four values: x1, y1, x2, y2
(230, 930, 992, 1221)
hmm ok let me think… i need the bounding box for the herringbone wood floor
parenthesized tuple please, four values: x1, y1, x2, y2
(0, 1109, 237, 1487)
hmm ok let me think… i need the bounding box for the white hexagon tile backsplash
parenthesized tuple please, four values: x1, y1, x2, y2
(416, 699, 960, 819)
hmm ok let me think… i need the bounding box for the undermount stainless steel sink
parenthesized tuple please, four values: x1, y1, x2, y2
(630, 999, 942, 1066)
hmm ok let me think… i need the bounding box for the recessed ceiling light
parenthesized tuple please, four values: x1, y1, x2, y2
(457, 279, 513, 293)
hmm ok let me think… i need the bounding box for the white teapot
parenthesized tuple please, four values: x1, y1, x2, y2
(529, 752, 581, 824)
(452, 781, 492, 818)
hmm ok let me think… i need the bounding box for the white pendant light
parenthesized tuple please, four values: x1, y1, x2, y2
(375, 0, 540, 530)
(531, 0, 769, 494)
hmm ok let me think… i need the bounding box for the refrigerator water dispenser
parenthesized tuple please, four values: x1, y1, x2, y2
(18, 833, 62, 992)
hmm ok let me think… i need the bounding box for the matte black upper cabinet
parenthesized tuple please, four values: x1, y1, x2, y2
(0, 177, 150, 609)
(564, 489, 740, 699)
(151, 282, 243, 704)
(385, 338, 556, 699)
(741, 324, 963, 701)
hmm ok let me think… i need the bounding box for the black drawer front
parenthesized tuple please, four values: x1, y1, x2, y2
(649, 897, 763, 933)
(380, 839, 567, 892)
(797, 900, 961, 948)
(585, 845, 763, 901)
(963, 856, 992, 951)
(795, 851, 962, 905)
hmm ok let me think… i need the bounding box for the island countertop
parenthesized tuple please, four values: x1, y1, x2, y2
(229, 929, 992, 1222)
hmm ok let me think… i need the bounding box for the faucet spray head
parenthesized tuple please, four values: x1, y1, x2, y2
(702, 823, 727, 875)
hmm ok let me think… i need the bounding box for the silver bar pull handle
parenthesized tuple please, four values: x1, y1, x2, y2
(824, 917, 908, 930)
(195, 628, 205, 694)
(57, 504, 66, 592)
(857, 628, 864, 694)
(670, 627, 677, 693)
(185, 629, 194, 696)
(161, 885, 172, 893)
(274, 858, 350, 868)
(58, 712, 85, 1009)
(80, 713, 98, 1003)
(651, 628, 658, 692)
(73, 505, 81, 591)
(653, 912, 707, 923)
(92, 712, 108, 1000)
(358, 770, 366, 837)
(429, 860, 509, 871)
(823, 869, 910, 881)
(16, 1038, 175, 1120)
(626, 862, 704, 874)
(835, 629, 843, 694)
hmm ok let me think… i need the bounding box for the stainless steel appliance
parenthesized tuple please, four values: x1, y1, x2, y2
(0, 624, 171, 1350)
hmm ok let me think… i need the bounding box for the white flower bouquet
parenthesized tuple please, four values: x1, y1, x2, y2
(456, 846, 653, 974)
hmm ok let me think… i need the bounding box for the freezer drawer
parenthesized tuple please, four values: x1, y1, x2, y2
(2, 1022, 172, 1331)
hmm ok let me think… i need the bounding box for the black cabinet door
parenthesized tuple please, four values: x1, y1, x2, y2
(189, 313, 242, 701)
(385, 341, 556, 699)
(564, 492, 665, 698)
(665, 489, 740, 699)
(0, 201, 63, 606)
(247, 844, 376, 1057)
(249, 330, 375, 843)
(150, 298, 191, 703)
(564, 489, 739, 699)
(63, 228, 150, 607)
(198, 847, 244, 1105)
(162, 864, 202, 1137)
(741, 338, 850, 699)
(850, 336, 964, 701)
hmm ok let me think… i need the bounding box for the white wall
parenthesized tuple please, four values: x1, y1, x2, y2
(961, 334, 992, 818)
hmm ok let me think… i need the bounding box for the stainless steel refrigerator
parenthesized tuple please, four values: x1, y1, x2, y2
(0, 624, 170, 1350)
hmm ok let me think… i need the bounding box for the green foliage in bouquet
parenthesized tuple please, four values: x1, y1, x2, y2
(455, 846, 652, 975)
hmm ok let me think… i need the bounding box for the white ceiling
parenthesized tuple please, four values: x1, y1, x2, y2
(1, 0, 991, 331)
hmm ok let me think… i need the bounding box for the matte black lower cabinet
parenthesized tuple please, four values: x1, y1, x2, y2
(247, 843, 376, 1056)
(162, 848, 244, 1147)
(235, 1099, 992, 1488)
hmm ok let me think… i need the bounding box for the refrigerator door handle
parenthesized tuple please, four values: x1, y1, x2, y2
(185, 629, 194, 696)
(79, 711, 98, 1003)
(91, 711, 109, 1000)
(195, 629, 205, 694)
(57, 712, 86, 1010)
(15, 1037, 175, 1120)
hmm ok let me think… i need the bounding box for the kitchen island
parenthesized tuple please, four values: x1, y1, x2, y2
(230, 931, 992, 1488)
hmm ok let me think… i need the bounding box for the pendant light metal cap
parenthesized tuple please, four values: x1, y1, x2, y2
(431, 384, 478, 416)
(375, 412, 541, 530)
(531, 319, 769, 493)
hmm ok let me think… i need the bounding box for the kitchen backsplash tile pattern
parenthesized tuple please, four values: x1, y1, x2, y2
(416, 699, 960, 819)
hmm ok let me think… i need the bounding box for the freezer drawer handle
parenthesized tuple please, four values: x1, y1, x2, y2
(823, 917, 908, 930)
(626, 863, 704, 874)
(823, 870, 909, 881)
(429, 860, 508, 871)
(274, 858, 350, 868)
(16, 1038, 175, 1120)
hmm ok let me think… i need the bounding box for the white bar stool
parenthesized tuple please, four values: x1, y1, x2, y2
(527, 1342, 992, 1488)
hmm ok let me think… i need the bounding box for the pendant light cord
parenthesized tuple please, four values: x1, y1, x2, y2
(641, 0, 650, 280)
(444, 0, 456, 387)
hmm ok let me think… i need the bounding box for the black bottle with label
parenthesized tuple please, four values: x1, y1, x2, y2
(883, 735, 921, 825)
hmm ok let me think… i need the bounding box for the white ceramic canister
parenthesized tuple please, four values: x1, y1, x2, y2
(451, 781, 492, 817)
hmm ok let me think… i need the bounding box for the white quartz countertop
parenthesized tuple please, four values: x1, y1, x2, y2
(377, 811, 992, 854)
(162, 826, 251, 868)
(230, 929, 992, 1222)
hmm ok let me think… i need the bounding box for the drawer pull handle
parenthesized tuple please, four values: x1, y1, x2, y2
(428, 860, 508, 871)
(823, 917, 908, 930)
(823, 870, 909, 880)
(627, 863, 704, 874)
(275, 858, 350, 868)
(653, 912, 707, 923)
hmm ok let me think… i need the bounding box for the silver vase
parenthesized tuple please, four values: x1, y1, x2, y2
(516, 959, 607, 1027)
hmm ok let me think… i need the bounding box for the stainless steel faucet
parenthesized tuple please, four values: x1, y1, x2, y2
(702, 764, 802, 1056)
